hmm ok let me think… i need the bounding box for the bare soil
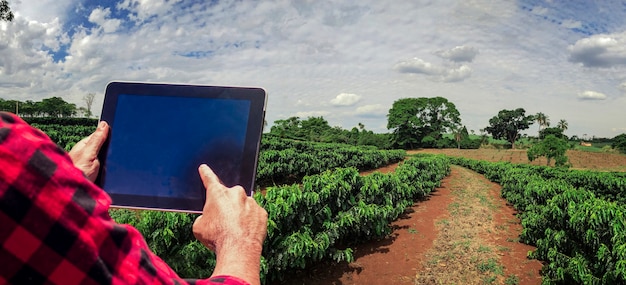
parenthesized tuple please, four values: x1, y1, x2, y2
(410, 148, 626, 172)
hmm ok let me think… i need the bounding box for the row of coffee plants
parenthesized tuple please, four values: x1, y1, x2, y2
(29, 121, 406, 186)
(256, 137, 406, 185)
(449, 157, 626, 284)
(112, 154, 450, 282)
(258, 155, 449, 281)
(31, 123, 96, 150)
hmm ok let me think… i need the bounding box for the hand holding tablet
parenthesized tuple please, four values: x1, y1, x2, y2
(96, 81, 267, 213)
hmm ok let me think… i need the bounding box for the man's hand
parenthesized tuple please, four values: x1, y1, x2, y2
(193, 164, 268, 285)
(68, 121, 109, 182)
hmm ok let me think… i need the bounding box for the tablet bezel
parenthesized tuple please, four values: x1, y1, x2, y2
(96, 81, 266, 213)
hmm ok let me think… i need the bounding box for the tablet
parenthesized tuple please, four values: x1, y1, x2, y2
(96, 81, 266, 213)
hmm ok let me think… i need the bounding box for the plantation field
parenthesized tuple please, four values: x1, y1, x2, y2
(24, 118, 626, 284)
(410, 148, 626, 172)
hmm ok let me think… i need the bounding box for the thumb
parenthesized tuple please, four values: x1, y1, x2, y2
(86, 121, 109, 156)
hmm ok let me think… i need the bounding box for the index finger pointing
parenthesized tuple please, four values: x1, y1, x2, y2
(198, 164, 220, 190)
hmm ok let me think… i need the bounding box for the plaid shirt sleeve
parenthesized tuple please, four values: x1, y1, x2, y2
(0, 112, 249, 285)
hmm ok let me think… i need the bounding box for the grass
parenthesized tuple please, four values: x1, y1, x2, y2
(414, 166, 511, 284)
(504, 274, 520, 285)
(477, 258, 504, 274)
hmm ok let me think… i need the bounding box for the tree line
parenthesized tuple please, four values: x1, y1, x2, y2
(269, 116, 393, 149)
(0, 94, 95, 118)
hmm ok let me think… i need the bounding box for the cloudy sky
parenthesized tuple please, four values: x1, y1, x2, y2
(2, 0, 626, 138)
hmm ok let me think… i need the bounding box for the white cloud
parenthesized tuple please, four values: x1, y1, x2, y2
(394, 58, 472, 82)
(568, 32, 626, 67)
(3, 1, 626, 137)
(444, 65, 472, 82)
(560, 19, 582, 29)
(435, 46, 479, 62)
(394, 58, 443, 75)
(12, 0, 73, 23)
(355, 104, 387, 117)
(117, 0, 184, 23)
(619, 82, 626, 92)
(330, 93, 361, 106)
(88, 7, 122, 33)
(578, 90, 607, 100)
(295, 111, 330, 118)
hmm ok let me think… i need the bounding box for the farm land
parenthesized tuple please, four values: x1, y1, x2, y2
(21, 118, 626, 284)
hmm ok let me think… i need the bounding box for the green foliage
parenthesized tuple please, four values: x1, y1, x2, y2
(269, 116, 392, 149)
(484, 108, 534, 149)
(527, 135, 570, 167)
(109, 209, 214, 278)
(256, 135, 405, 186)
(1, 97, 82, 117)
(257, 155, 450, 281)
(31, 123, 97, 150)
(386, 97, 461, 149)
(449, 157, 626, 284)
(23, 117, 99, 126)
(0, 0, 13, 22)
(612, 133, 626, 154)
(539, 127, 567, 140)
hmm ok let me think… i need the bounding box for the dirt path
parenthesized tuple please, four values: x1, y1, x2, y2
(276, 165, 543, 285)
(414, 165, 542, 284)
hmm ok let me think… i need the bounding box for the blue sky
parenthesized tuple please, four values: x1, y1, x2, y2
(2, 0, 626, 138)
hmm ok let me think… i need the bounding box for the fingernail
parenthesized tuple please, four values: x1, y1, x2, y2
(98, 121, 106, 129)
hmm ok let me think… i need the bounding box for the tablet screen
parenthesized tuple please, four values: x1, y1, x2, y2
(97, 82, 266, 213)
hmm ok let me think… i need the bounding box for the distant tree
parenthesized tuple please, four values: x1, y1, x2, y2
(452, 125, 469, 149)
(539, 127, 567, 140)
(40, 97, 76, 117)
(527, 135, 570, 167)
(300, 117, 332, 141)
(387, 97, 461, 149)
(1, 0, 13, 22)
(19, 100, 37, 117)
(484, 108, 534, 149)
(83, 93, 96, 118)
(535, 112, 550, 139)
(0, 98, 18, 113)
(270, 116, 302, 139)
(557, 119, 568, 131)
(612, 133, 626, 154)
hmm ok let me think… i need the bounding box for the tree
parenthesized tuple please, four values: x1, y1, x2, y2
(557, 119, 568, 131)
(612, 133, 626, 154)
(452, 125, 469, 149)
(527, 135, 570, 167)
(1, 0, 13, 22)
(270, 116, 302, 139)
(83, 93, 96, 118)
(40, 97, 76, 117)
(387, 97, 461, 149)
(535, 112, 550, 139)
(539, 127, 567, 140)
(484, 108, 534, 149)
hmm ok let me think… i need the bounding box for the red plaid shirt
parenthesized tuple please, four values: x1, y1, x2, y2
(0, 112, 248, 285)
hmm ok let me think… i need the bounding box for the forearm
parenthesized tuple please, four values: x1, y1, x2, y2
(211, 241, 263, 285)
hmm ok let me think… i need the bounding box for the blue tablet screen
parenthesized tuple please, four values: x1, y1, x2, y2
(104, 94, 251, 199)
